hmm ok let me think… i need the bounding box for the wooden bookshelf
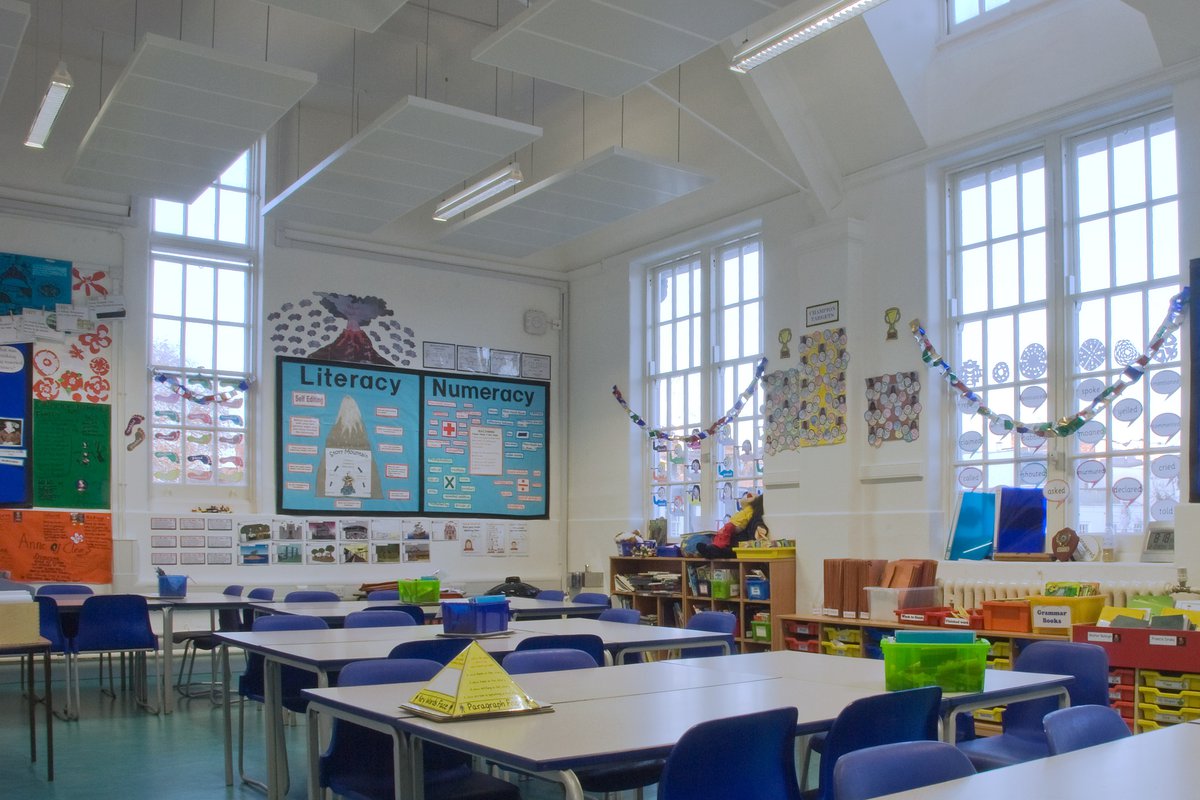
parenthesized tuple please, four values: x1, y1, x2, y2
(610, 555, 796, 652)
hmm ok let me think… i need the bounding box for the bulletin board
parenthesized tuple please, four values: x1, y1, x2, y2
(32, 400, 111, 508)
(276, 357, 549, 519)
(0, 510, 113, 582)
(0, 343, 33, 507)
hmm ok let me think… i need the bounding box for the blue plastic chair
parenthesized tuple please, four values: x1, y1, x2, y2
(364, 603, 426, 625)
(283, 590, 340, 602)
(240, 587, 275, 630)
(535, 589, 566, 601)
(659, 707, 801, 800)
(957, 641, 1109, 771)
(36, 584, 94, 596)
(833, 741, 977, 800)
(502, 648, 598, 675)
(572, 592, 610, 606)
(388, 638, 469, 665)
(344, 610, 417, 629)
(71, 595, 161, 717)
(237, 614, 328, 790)
(1044, 704, 1131, 755)
(32, 596, 71, 713)
(514, 634, 606, 666)
(598, 607, 640, 624)
(321, 659, 521, 800)
(676, 610, 736, 658)
(815, 686, 943, 800)
(366, 589, 400, 600)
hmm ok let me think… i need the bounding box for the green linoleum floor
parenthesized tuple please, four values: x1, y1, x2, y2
(0, 656, 629, 800)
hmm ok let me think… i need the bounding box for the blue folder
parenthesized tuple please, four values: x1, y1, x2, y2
(994, 486, 1047, 554)
(946, 491, 995, 560)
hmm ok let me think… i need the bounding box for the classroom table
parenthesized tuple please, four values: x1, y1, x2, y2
(251, 595, 606, 623)
(0, 636, 53, 781)
(302, 671, 883, 800)
(217, 617, 731, 800)
(249, 599, 426, 623)
(668, 650, 1074, 742)
(866, 720, 1200, 799)
(301, 650, 1074, 800)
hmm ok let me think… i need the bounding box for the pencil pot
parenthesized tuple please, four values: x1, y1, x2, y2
(158, 574, 188, 597)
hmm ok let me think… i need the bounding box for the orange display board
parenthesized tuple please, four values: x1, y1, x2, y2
(0, 510, 112, 582)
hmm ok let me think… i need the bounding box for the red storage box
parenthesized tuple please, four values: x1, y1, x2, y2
(785, 637, 822, 653)
(894, 606, 946, 626)
(934, 609, 985, 630)
(982, 600, 1031, 633)
(1109, 667, 1136, 686)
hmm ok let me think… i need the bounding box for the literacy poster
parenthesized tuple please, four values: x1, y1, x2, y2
(0, 510, 113, 582)
(277, 357, 421, 515)
(423, 374, 548, 519)
(0, 343, 33, 506)
(32, 400, 111, 509)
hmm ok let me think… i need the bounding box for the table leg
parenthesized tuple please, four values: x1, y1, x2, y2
(263, 658, 288, 800)
(27, 653, 35, 763)
(161, 606, 175, 713)
(43, 648, 53, 781)
(306, 707, 322, 800)
(221, 644, 233, 785)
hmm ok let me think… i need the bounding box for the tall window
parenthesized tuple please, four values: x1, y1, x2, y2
(949, 110, 1180, 539)
(647, 236, 764, 540)
(148, 152, 256, 487)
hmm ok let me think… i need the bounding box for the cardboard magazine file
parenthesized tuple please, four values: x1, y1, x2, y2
(402, 641, 552, 721)
(823, 559, 845, 617)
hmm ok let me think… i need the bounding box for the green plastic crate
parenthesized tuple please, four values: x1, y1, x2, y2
(397, 578, 440, 604)
(880, 637, 989, 692)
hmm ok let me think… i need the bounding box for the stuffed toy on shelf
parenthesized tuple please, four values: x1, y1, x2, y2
(697, 493, 767, 559)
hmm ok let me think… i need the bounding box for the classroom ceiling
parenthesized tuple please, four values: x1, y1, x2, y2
(0, 0, 1195, 275)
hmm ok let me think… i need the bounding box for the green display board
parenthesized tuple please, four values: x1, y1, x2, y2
(33, 400, 111, 509)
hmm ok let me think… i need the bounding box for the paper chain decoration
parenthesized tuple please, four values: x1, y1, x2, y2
(152, 371, 253, 405)
(910, 287, 1190, 439)
(612, 357, 768, 444)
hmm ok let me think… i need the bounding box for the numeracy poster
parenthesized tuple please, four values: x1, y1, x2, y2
(423, 374, 548, 519)
(277, 357, 421, 515)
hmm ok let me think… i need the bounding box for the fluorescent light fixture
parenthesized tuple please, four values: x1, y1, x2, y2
(433, 164, 522, 221)
(24, 60, 72, 149)
(730, 0, 890, 73)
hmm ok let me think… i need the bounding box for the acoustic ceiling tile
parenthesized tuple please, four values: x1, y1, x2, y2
(436, 146, 712, 258)
(66, 34, 316, 202)
(472, 0, 780, 96)
(0, 1, 29, 107)
(254, 0, 409, 32)
(263, 95, 542, 234)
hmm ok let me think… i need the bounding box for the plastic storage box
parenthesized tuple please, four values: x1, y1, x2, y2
(398, 578, 440, 604)
(880, 637, 990, 692)
(982, 600, 1031, 633)
(867, 586, 942, 622)
(746, 577, 770, 600)
(441, 597, 509, 634)
(158, 574, 188, 597)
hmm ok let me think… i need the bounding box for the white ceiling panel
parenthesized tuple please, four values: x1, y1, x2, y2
(66, 34, 316, 203)
(264, 95, 542, 235)
(436, 146, 713, 258)
(0, 1, 30, 107)
(473, 0, 780, 97)
(255, 0, 409, 32)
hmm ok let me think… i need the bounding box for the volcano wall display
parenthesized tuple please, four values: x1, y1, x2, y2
(277, 356, 549, 518)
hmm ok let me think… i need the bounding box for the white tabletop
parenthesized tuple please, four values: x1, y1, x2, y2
(871, 722, 1200, 798)
(307, 674, 880, 773)
(251, 600, 423, 619)
(216, 624, 451, 649)
(148, 591, 249, 607)
(511, 617, 731, 651)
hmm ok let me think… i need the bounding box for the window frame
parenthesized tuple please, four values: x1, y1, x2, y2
(945, 107, 1182, 542)
(645, 234, 765, 541)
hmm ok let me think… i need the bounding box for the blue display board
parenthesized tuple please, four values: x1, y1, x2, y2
(0, 343, 33, 506)
(277, 357, 422, 515)
(0, 252, 72, 315)
(422, 373, 549, 519)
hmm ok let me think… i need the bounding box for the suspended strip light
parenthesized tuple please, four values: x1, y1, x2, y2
(25, 60, 72, 148)
(909, 288, 1189, 439)
(613, 357, 769, 444)
(730, 0, 891, 73)
(433, 164, 522, 221)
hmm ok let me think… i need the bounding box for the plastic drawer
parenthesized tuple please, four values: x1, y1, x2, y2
(1140, 670, 1200, 692)
(1136, 686, 1200, 709)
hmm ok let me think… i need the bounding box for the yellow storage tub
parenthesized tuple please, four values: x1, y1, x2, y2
(821, 640, 861, 657)
(972, 707, 1005, 723)
(1140, 670, 1200, 692)
(988, 657, 1011, 670)
(1137, 703, 1200, 725)
(1027, 594, 1106, 634)
(1136, 686, 1200, 709)
(732, 546, 796, 560)
(824, 627, 862, 644)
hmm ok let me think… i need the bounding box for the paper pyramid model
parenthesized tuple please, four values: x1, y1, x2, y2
(403, 641, 549, 720)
